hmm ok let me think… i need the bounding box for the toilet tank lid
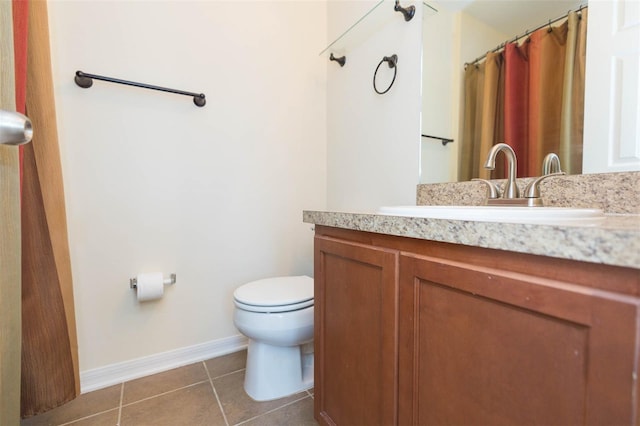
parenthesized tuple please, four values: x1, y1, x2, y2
(234, 275, 314, 307)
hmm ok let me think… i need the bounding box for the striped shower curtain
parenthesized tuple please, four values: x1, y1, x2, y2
(459, 9, 587, 181)
(1, 0, 79, 421)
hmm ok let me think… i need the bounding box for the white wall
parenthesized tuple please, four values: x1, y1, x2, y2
(326, 0, 422, 211)
(420, 4, 456, 183)
(421, 6, 508, 184)
(48, 0, 326, 381)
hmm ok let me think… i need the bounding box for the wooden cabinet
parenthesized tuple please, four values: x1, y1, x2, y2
(314, 235, 399, 426)
(313, 226, 640, 426)
(399, 252, 639, 425)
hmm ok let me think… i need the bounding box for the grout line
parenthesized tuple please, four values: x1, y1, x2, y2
(203, 361, 230, 426)
(57, 407, 120, 426)
(117, 382, 124, 425)
(233, 394, 312, 426)
(57, 383, 125, 426)
(209, 367, 246, 381)
(120, 380, 210, 408)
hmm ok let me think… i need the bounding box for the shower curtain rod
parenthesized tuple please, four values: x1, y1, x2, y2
(465, 3, 588, 68)
(74, 71, 206, 107)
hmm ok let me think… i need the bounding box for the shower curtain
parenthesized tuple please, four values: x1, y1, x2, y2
(459, 10, 587, 180)
(2, 0, 79, 419)
(459, 52, 505, 180)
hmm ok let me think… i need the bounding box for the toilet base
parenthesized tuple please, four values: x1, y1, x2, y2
(243, 339, 314, 401)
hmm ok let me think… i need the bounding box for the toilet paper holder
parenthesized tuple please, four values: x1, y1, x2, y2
(130, 273, 176, 289)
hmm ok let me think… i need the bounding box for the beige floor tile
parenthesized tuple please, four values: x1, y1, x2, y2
(19, 351, 316, 426)
(20, 385, 121, 426)
(213, 370, 306, 426)
(65, 409, 120, 426)
(204, 350, 247, 379)
(242, 396, 317, 426)
(122, 362, 208, 405)
(120, 382, 225, 426)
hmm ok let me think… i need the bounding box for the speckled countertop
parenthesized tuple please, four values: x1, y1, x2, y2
(303, 172, 640, 269)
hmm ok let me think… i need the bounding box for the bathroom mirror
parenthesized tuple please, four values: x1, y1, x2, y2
(419, 0, 633, 184)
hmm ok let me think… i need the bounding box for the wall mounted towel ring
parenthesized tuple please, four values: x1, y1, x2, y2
(373, 54, 398, 95)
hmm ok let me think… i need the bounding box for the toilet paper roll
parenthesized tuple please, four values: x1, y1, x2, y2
(136, 272, 164, 302)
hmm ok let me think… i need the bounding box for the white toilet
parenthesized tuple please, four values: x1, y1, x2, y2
(233, 275, 314, 401)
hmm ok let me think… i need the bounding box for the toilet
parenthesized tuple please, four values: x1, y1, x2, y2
(233, 275, 314, 401)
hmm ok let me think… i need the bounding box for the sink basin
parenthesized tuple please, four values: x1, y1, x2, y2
(377, 205, 605, 225)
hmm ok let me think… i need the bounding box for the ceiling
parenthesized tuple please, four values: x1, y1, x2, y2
(436, 0, 585, 37)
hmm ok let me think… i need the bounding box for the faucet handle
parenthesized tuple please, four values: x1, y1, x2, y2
(472, 178, 501, 200)
(523, 172, 566, 199)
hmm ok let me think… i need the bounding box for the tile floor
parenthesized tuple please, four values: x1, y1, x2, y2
(21, 350, 317, 426)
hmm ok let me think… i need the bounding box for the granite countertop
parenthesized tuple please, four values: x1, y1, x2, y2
(303, 210, 640, 269)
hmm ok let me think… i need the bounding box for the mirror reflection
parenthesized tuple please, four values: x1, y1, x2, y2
(420, 0, 586, 183)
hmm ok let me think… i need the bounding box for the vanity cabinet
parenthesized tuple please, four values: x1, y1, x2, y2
(313, 225, 640, 426)
(314, 235, 399, 426)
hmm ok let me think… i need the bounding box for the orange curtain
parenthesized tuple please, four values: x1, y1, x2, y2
(460, 10, 587, 179)
(459, 53, 505, 181)
(478, 51, 504, 179)
(458, 52, 505, 181)
(526, 11, 586, 176)
(561, 9, 587, 174)
(527, 20, 567, 175)
(459, 63, 484, 181)
(20, 0, 80, 418)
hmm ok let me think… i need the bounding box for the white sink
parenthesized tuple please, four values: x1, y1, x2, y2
(377, 205, 605, 225)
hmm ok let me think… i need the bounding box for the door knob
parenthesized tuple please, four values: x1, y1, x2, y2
(0, 110, 33, 145)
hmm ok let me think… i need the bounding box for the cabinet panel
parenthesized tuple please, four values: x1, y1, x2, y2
(314, 236, 399, 426)
(399, 253, 640, 426)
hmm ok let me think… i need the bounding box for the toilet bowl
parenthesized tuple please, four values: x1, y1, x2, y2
(233, 275, 314, 401)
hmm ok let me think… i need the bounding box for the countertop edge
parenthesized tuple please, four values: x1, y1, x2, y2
(303, 210, 640, 270)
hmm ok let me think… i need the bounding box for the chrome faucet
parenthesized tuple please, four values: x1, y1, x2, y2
(523, 153, 565, 199)
(483, 143, 519, 198)
(474, 145, 565, 207)
(542, 153, 562, 175)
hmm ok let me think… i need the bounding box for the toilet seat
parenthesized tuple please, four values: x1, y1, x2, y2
(234, 276, 313, 313)
(234, 298, 313, 313)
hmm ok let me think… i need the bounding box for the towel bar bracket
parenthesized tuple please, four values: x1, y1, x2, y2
(75, 72, 93, 88)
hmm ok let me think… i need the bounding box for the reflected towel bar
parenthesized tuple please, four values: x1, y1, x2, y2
(74, 71, 206, 107)
(422, 134, 454, 146)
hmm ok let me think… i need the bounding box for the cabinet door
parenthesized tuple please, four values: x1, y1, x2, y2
(314, 236, 399, 426)
(398, 252, 640, 426)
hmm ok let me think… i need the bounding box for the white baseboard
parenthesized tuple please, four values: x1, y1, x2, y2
(80, 335, 248, 394)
